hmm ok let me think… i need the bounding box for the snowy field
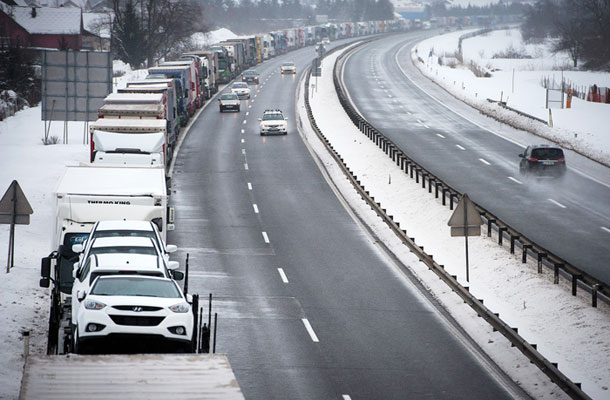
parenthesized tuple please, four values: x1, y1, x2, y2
(413, 28, 610, 166)
(299, 45, 610, 399)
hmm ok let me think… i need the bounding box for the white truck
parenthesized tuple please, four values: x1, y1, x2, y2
(88, 118, 169, 166)
(40, 164, 172, 354)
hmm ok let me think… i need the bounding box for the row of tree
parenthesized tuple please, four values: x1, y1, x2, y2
(425, 1, 528, 18)
(521, 0, 610, 69)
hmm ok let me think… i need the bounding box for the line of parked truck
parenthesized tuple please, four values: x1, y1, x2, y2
(38, 18, 407, 356)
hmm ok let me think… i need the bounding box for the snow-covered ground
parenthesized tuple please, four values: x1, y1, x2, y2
(298, 44, 610, 398)
(413, 28, 610, 166)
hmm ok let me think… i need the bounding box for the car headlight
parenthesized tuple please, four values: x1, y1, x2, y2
(84, 300, 106, 310)
(169, 302, 190, 313)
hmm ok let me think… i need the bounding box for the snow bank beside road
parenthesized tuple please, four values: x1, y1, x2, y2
(413, 29, 610, 166)
(301, 43, 610, 399)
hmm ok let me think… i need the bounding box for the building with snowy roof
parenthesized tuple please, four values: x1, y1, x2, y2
(0, 4, 83, 49)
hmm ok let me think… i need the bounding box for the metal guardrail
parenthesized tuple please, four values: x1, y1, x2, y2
(302, 39, 593, 400)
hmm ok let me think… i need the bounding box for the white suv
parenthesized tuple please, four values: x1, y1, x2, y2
(75, 275, 193, 353)
(259, 109, 288, 135)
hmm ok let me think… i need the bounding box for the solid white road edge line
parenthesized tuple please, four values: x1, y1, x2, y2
(302, 318, 319, 342)
(277, 268, 289, 283)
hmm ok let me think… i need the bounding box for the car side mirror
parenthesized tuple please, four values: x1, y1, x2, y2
(186, 293, 193, 303)
(72, 244, 84, 253)
(166, 244, 177, 253)
(77, 291, 86, 302)
(284, 118, 288, 121)
(258, 118, 262, 121)
(171, 270, 184, 281)
(41, 257, 51, 279)
(167, 261, 179, 270)
(217, 98, 221, 101)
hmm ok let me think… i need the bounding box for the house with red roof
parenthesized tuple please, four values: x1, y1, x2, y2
(0, 3, 83, 50)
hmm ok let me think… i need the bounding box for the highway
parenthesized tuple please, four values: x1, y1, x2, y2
(342, 34, 610, 286)
(168, 35, 526, 399)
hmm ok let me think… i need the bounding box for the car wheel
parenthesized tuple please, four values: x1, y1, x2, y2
(237, 107, 241, 112)
(72, 325, 81, 354)
(260, 132, 264, 136)
(283, 132, 287, 135)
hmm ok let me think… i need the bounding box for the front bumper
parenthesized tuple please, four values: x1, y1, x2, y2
(260, 125, 287, 134)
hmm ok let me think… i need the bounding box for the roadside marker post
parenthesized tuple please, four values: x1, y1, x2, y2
(0, 180, 33, 273)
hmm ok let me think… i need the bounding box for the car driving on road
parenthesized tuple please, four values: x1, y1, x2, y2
(519, 145, 566, 176)
(218, 93, 240, 112)
(242, 70, 260, 84)
(280, 62, 296, 74)
(259, 109, 288, 135)
(231, 82, 251, 99)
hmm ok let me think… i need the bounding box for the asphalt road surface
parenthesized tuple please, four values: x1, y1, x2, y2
(169, 35, 525, 399)
(342, 33, 610, 286)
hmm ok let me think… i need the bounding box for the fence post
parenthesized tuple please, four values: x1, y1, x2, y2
(498, 227, 507, 245)
(510, 235, 519, 254)
(522, 244, 532, 263)
(592, 284, 598, 308)
(554, 263, 563, 284)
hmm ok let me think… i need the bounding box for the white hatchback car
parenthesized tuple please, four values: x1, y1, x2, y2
(231, 82, 251, 99)
(280, 62, 296, 74)
(75, 275, 193, 353)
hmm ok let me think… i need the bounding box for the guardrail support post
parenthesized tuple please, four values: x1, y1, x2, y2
(449, 194, 454, 210)
(554, 263, 563, 284)
(522, 244, 532, 263)
(537, 252, 547, 273)
(572, 275, 582, 296)
(415, 169, 419, 184)
(421, 174, 426, 188)
(428, 178, 433, 193)
(510, 235, 519, 254)
(410, 164, 414, 179)
(435, 182, 439, 198)
(498, 227, 507, 245)
(592, 284, 599, 307)
(442, 188, 447, 206)
(487, 219, 495, 237)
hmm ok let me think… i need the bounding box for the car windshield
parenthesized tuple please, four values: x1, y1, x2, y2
(531, 148, 564, 160)
(90, 277, 181, 298)
(221, 94, 238, 100)
(90, 246, 157, 256)
(282, 62, 294, 67)
(233, 83, 248, 88)
(244, 71, 258, 76)
(263, 113, 284, 121)
(94, 230, 156, 241)
(90, 270, 164, 286)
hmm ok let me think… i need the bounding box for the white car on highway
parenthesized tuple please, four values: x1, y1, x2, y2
(74, 275, 193, 353)
(259, 109, 288, 136)
(280, 62, 296, 74)
(230, 82, 251, 99)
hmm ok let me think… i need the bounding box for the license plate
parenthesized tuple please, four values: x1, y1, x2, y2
(542, 161, 554, 165)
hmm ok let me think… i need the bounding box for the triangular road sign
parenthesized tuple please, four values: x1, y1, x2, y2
(448, 193, 482, 227)
(0, 180, 33, 215)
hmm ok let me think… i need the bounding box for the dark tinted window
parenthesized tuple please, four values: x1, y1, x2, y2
(90, 270, 164, 285)
(95, 230, 156, 240)
(90, 246, 157, 256)
(531, 148, 564, 160)
(91, 277, 181, 298)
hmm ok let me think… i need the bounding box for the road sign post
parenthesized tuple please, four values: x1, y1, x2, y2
(0, 181, 33, 273)
(447, 193, 482, 282)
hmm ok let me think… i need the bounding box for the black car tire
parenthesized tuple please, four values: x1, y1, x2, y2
(237, 106, 241, 112)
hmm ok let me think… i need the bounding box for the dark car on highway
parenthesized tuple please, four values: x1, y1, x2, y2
(519, 145, 566, 176)
(242, 70, 260, 84)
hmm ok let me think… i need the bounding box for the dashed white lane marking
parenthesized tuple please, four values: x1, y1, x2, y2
(243, 120, 247, 125)
(244, 163, 249, 170)
(548, 198, 567, 209)
(249, 105, 252, 109)
(423, 124, 429, 129)
(241, 149, 246, 155)
(262, 231, 270, 243)
(252, 204, 259, 213)
(417, 119, 422, 124)
(277, 268, 289, 283)
(436, 133, 445, 138)
(508, 176, 522, 184)
(302, 318, 319, 342)
(241, 138, 245, 143)
(456, 144, 466, 150)
(479, 158, 491, 165)
(241, 129, 245, 134)
(602, 226, 610, 234)
(342, 396, 352, 400)
(388, 94, 392, 98)
(251, 99, 255, 103)
(247, 182, 252, 190)
(246, 112, 249, 116)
